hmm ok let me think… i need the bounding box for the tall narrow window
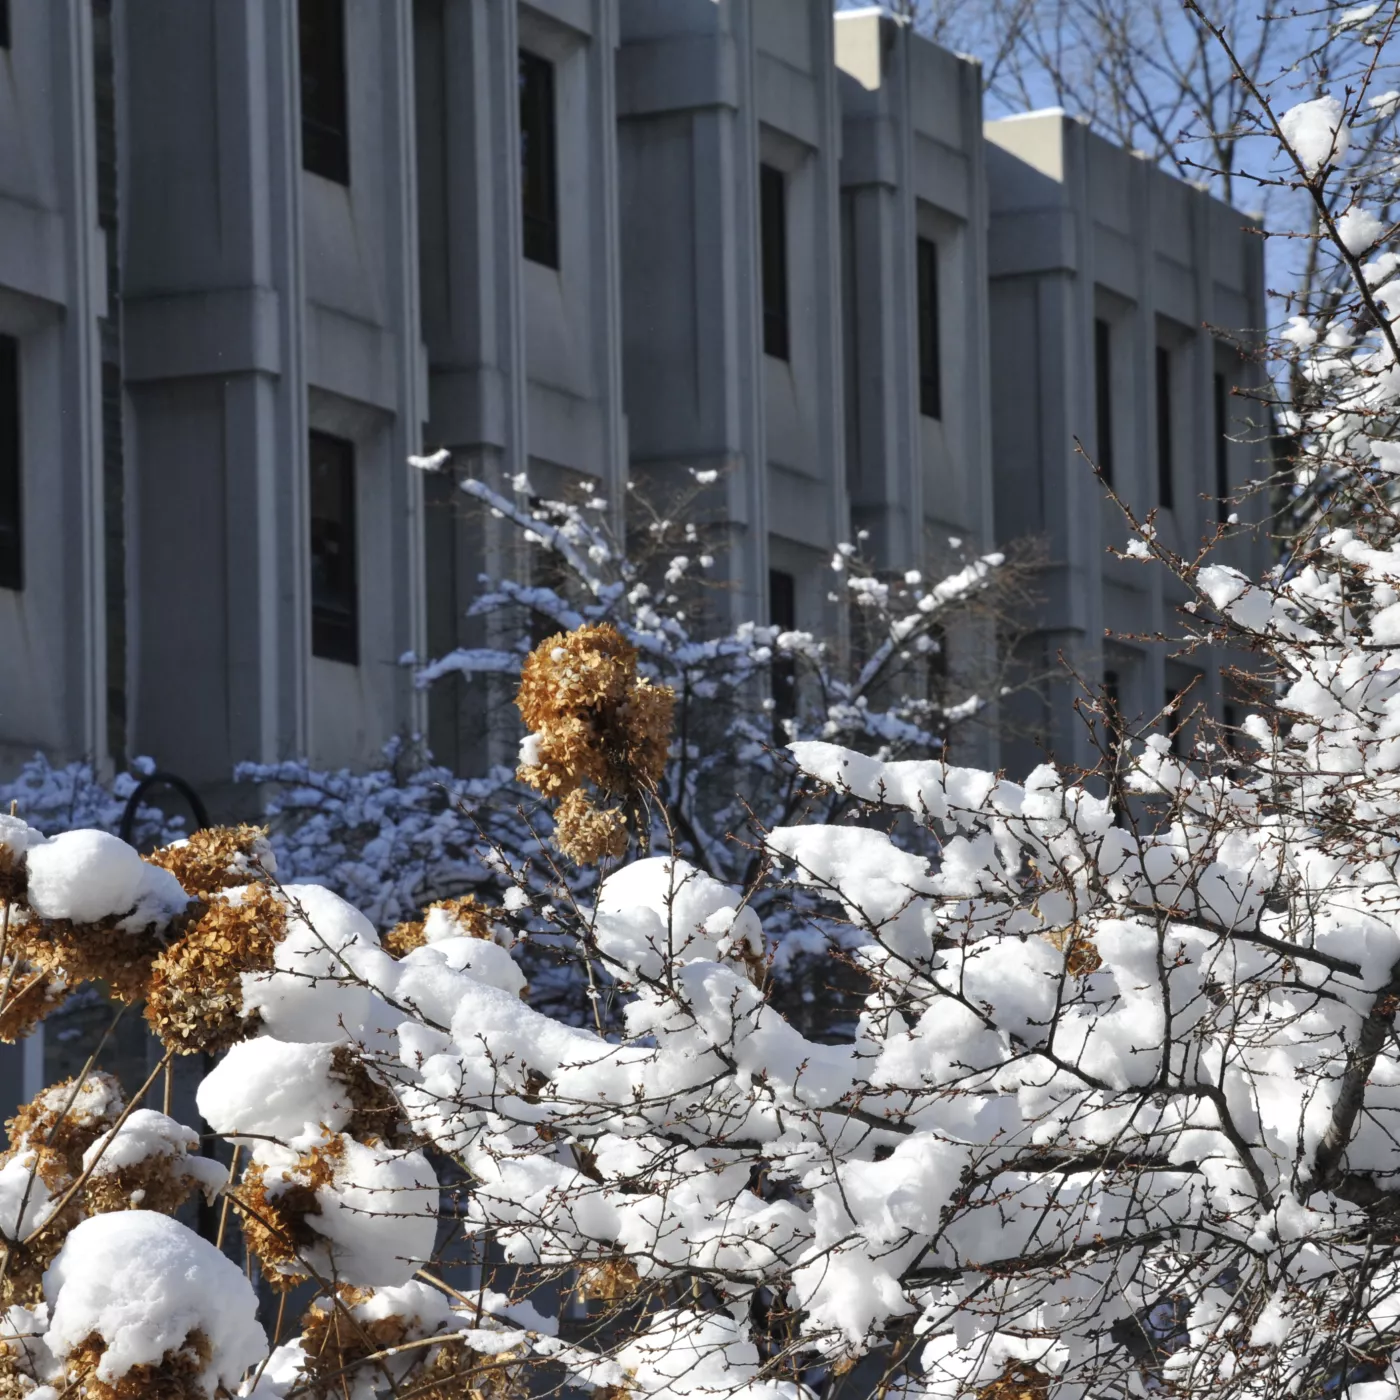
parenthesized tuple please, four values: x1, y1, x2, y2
(760, 164, 789, 360)
(0, 1, 11, 49)
(1165, 687, 1182, 755)
(927, 623, 950, 755)
(0, 336, 20, 591)
(1214, 370, 1230, 521)
(1102, 668, 1123, 779)
(1094, 318, 1113, 484)
(1155, 345, 1174, 508)
(309, 431, 358, 664)
(520, 51, 559, 268)
(299, 0, 349, 184)
(1103, 668, 1123, 812)
(916, 237, 942, 420)
(1222, 701, 1239, 752)
(769, 568, 796, 721)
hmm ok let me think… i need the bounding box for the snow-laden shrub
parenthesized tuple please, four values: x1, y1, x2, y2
(9, 514, 1400, 1397)
(234, 737, 525, 930)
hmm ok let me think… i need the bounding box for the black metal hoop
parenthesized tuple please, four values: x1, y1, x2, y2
(117, 771, 209, 846)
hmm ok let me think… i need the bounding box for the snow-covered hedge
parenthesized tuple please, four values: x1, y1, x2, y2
(6, 520, 1400, 1399)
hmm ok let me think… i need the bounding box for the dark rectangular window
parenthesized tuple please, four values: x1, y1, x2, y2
(1103, 668, 1122, 773)
(309, 431, 358, 664)
(926, 623, 950, 754)
(1103, 670, 1121, 736)
(927, 623, 948, 688)
(0, 335, 20, 591)
(760, 164, 789, 360)
(0, 1, 10, 50)
(1165, 687, 1182, 755)
(1094, 318, 1113, 484)
(299, 0, 349, 184)
(1214, 371, 1230, 521)
(769, 568, 796, 721)
(520, 50, 559, 268)
(916, 237, 942, 420)
(1156, 345, 1174, 508)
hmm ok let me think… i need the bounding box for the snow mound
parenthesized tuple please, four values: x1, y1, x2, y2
(197, 1038, 351, 1142)
(81, 1109, 227, 1198)
(44, 1212, 266, 1394)
(1279, 93, 1348, 172)
(594, 857, 762, 979)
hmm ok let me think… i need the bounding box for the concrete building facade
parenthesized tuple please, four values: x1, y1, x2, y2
(0, 0, 108, 776)
(416, 0, 628, 771)
(617, 0, 849, 634)
(984, 111, 1268, 775)
(834, 9, 992, 573)
(0, 0, 1267, 800)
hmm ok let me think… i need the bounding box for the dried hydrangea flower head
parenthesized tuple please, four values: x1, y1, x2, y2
(0, 1074, 126, 1305)
(5, 826, 276, 1025)
(79, 1111, 226, 1219)
(577, 1255, 641, 1304)
(144, 824, 275, 899)
(0, 1301, 61, 1396)
(4, 1074, 126, 1190)
(0, 820, 65, 1044)
(0, 961, 68, 1045)
(977, 1363, 1051, 1400)
(235, 1135, 347, 1291)
(515, 624, 673, 863)
(64, 1324, 214, 1400)
(327, 1046, 410, 1148)
(384, 893, 502, 958)
(143, 883, 287, 1055)
(233, 1131, 437, 1292)
(5, 831, 197, 1007)
(0, 816, 33, 906)
(1044, 921, 1102, 977)
(296, 1282, 506, 1400)
(551, 789, 628, 865)
(43, 1211, 266, 1399)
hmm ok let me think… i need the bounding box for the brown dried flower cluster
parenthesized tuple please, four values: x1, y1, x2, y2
(0, 960, 68, 1044)
(235, 1136, 345, 1290)
(297, 1290, 404, 1398)
(382, 920, 426, 959)
(299, 1290, 520, 1400)
(515, 624, 673, 864)
(5, 908, 183, 1009)
(143, 884, 287, 1055)
(383, 894, 499, 958)
(0, 827, 286, 1050)
(552, 790, 629, 865)
(415, 1335, 524, 1400)
(517, 624, 674, 796)
(975, 1362, 1050, 1400)
(577, 1255, 642, 1304)
(82, 1146, 212, 1220)
(329, 1046, 408, 1148)
(1044, 922, 1102, 978)
(145, 824, 273, 898)
(0, 1327, 48, 1400)
(0, 1075, 126, 1305)
(5, 1074, 126, 1192)
(64, 1326, 211, 1400)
